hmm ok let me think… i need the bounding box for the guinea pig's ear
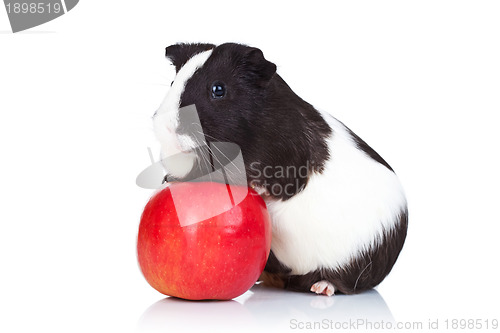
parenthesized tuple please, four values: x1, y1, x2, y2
(165, 43, 215, 72)
(241, 47, 277, 86)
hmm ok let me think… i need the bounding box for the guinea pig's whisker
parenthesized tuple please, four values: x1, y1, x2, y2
(193, 131, 238, 170)
(194, 137, 212, 179)
(194, 145, 203, 174)
(195, 131, 225, 142)
(210, 143, 242, 174)
(205, 146, 235, 179)
(192, 130, 241, 180)
(202, 144, 217, 182)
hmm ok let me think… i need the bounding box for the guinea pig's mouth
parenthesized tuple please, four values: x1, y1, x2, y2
(180, 149, 195, 155)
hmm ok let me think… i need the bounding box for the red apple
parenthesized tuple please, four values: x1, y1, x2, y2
(137, 182, 271, 300)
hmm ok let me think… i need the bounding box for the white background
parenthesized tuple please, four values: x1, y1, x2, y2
(1, 1, 499, 332)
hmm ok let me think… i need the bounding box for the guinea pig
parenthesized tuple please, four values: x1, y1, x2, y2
(152, 42, 408, 296)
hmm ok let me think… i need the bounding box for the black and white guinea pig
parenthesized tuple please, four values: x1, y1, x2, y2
(152, 42, 408, 296)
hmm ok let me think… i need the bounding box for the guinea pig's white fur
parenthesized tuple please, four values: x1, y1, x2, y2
(152, 43, 408, 296)
(153, 50, 213, 178)
(266, 112, 406, 275)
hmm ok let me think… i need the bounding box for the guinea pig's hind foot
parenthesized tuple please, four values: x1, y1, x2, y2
(310, 280, 336, 296)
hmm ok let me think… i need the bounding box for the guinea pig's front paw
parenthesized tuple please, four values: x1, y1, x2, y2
(310, 280, 336, 296)
(162, 174, 180, 184)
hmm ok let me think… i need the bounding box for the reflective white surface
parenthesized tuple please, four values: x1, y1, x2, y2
(137, 284, 394, 332)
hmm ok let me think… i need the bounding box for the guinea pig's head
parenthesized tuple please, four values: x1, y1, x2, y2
(153, 42, 277, 179)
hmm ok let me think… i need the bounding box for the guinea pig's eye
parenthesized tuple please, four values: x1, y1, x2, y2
(211, 82, 226, 99)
